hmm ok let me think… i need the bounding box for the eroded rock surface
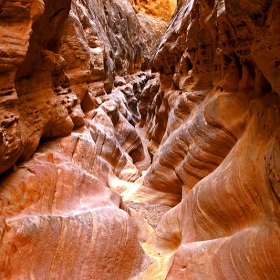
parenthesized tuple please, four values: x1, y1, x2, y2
(138, 0, 280, 279)
(1, 0, 280, 279)
(0, 0, 45, 174)
(0, 129, 151, 279)
(0, 0, 167, 174)
(0, 0, 165, 278)
(131, 0, 177, 21)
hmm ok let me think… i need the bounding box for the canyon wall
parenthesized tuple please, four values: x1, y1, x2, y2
(1, 0, 280, 279)
(0, 0, 164, 278)
(140, 0, 280, 278)
(0, 0, 167, 175)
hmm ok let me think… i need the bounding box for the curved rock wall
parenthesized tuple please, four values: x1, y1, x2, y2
(141, 0, 280, 279)
(1, 0, 280, 279)
(0, 127, 153, 279)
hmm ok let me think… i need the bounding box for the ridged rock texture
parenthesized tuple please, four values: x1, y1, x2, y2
(139, 0, 280, 279)
(0, 0, 166, 279)
(1, 0, 280, 279)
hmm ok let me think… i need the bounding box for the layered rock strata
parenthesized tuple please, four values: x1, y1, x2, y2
(0, 0, 45, 174)
(0, 128, 151, 279)
(1, 0, 280, 279)
(140, 0, 280, 279)
(0, 0, 167, 278)
(0, 0, 167, 175)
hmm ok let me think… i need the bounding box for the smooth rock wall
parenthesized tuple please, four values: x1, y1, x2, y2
(141, 0, 280, 278)
(1, 0, 280, 278)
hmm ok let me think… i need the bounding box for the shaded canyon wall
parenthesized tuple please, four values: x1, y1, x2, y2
(0, 0, 165, 279)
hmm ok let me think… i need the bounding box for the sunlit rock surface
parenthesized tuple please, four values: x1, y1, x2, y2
(130, 0, 177, 22)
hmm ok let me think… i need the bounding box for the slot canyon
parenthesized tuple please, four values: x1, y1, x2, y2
(0, 0, 280, 279)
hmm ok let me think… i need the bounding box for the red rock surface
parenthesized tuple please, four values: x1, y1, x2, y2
(0, 0, 167, 174)
(139, 0, 280, 279)
(1, 0, 280, 279)
(0, 0, 45, 174)
(0, 0, 165, 278)
(0, 129, 152, 279)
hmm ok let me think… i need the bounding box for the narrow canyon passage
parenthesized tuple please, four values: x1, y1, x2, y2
(1, 0, 280, 279)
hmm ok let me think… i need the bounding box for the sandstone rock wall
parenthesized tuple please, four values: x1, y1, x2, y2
(0, 125, 154, 279)
(1, 0, 280, 279)
(0, 0, 167, 175)
(140, 0, 280, 278)
(0, 0, 165, 278)
(0, 0, 45, 174)
(63, 0, 167, 92)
